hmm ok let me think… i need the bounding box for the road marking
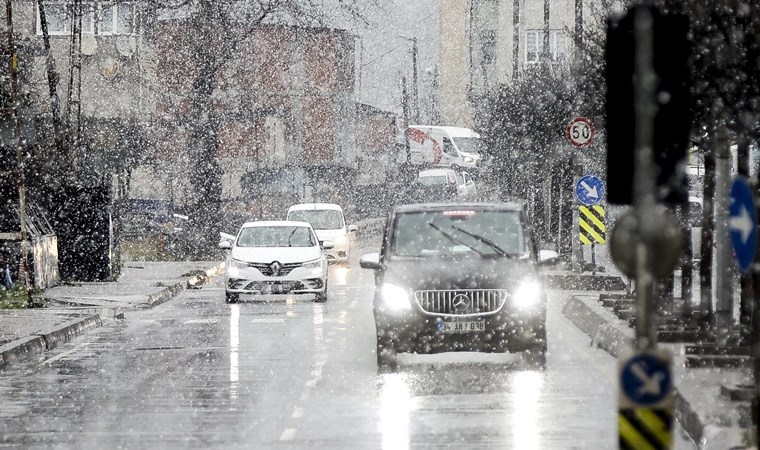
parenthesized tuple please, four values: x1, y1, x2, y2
(183, 319, 220, 324)
(279, 428, 296, 441)
(250, 318, 285, 324)
(40, 342, 89, 366)
(291, 407, 303, 418)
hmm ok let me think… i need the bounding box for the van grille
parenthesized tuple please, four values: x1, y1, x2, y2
(414, 289, 507, 316)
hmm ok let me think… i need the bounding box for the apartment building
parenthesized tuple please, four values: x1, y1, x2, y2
(439, 0, 597, 128)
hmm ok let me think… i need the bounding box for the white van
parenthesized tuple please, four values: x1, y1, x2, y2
(286, 203, 357, 265)
(405, 125, 482, 169)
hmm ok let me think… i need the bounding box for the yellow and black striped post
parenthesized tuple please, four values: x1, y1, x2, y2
(579, 205, 606, 245)
(618, 348, 674, 449)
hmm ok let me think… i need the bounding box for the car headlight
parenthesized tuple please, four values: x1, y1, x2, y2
(227, 259, 247, 278)
(463, 156, 474, 163)
(512, 279, 544, 309)
(333, 235, 348, 246)
(379, 283, 412, 311)
(302, 258, 323, 271)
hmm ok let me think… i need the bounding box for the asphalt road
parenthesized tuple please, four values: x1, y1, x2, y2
(0, 237, 696, 449)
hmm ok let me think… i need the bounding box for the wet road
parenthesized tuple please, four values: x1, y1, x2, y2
(0, 240, 695, 449)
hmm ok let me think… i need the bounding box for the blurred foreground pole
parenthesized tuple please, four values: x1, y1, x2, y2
(714, 120, 733, 341)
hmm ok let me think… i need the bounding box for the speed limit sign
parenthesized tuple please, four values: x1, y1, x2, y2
(566, 117, 595, 148)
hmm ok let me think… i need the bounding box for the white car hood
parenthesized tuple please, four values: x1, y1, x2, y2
(314, 229, 346, 241)
(231, 246, 322, 264)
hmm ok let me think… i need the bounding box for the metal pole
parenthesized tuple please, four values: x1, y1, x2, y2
(632, 7, 658, 350)
(411, 37, 419, 123)
(714, 121, 734, 342)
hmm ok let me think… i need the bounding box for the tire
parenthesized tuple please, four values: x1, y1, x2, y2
(376, 338, 398, 372)
(524, 345, 546, 369)
(314, 286, 328, 303)
(225, 291, 239, 304)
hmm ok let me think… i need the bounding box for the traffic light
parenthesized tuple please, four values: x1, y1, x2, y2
(606, 5, 691, 205)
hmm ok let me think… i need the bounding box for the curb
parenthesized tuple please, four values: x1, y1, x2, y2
(0, 314, 102, 369)
(146, 262, 225, 308)
(561, 295, 743, 449)
(0, 262, 225, 371)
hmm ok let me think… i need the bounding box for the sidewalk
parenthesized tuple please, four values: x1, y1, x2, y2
(563, 293, 754, 449)
(0, 260, 224, 370)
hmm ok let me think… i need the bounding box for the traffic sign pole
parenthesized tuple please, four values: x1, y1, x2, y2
(608, 6, 678, 449)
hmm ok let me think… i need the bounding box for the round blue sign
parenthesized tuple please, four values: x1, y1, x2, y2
(730, 177, 757, 273)
(575, 175, 605, 206)
(620, 353, 671, 406)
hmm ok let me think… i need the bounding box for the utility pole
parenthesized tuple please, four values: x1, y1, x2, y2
(410, 37, 419, 123)
(5, 0, 31, 303)
(714, 117, 734, 342)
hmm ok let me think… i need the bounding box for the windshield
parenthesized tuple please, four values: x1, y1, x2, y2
(235, 226, 315, 248)
(417, 175, 449, 186)
(392, 210, 526, 257)
(452, 137, 480, 155)
(287, 209, 344, 230)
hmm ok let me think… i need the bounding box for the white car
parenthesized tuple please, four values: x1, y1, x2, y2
(417, 168, 477, 199)
(218, 221, 331, 303)
(286, 203, 357, 265)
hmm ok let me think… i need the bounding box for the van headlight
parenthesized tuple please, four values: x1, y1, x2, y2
(512, 279, 543, 309)
(333, 235, 348, 247)
(379, 283, 412, 311)
(227, 259, 247, 278)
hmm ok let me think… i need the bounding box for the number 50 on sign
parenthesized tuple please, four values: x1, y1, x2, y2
(566, 117, 596, 148)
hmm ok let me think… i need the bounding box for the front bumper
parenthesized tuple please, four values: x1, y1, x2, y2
(374, 303, 545, 354)
(225, 266, 327, 295)
(227, 277, 325, 294)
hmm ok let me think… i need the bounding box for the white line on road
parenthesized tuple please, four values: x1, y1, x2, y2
(40, 342, 90, 366)
(279, 428, 296, 441)
(291, 407, 303, 418)
(249, 318, 286, 324)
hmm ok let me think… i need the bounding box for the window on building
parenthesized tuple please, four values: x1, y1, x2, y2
(37, 2, 95, 35)
(99, 2, 135, 35)
(38, 1, 135, 36)
(481, 30, 497, 65)
(526, 29, 569, 64)
(526, 30, 539, 64)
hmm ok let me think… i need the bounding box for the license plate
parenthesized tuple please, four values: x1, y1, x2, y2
(437, 320, 486, 333)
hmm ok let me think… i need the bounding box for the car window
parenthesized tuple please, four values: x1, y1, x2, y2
(236, 226, 316, 248)
(456, 172, 464, 185)
(391, 210, 526, 257)
(418, 175, 448, 186)
(442, 137, 458, 156)
(287, 209, 344, 230)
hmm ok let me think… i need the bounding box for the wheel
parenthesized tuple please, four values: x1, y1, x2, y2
(524, 345, 546, 369)
(314, 286, 328, 303)
(225, 291, 239, 304)
(376, 337, 398, 372)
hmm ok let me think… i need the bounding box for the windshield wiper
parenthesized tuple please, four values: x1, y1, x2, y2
(287, 227, 298, 247)
(450, 225, 512, 258)
(427, 222, 485, 257)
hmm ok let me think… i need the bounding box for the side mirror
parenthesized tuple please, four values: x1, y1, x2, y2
(538, 250, 559, 265)
(321, 240, 335, 250)
(218, 240, 232, 250)
(359, 252, 382, 270)
(220, 232, 236, 242)
(347, 224, 358, 233)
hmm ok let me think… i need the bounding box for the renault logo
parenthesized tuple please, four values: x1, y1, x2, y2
(452, 293, 471, 312)
(270, 261, 282, 276)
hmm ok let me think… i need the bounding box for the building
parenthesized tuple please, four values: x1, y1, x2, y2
(438, 0, 598, 127)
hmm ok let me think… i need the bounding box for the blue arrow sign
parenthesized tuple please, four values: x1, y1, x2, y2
(620, 353, 671, 406)
(575, 175, 605, 206)
(729, 177, 757, 273)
